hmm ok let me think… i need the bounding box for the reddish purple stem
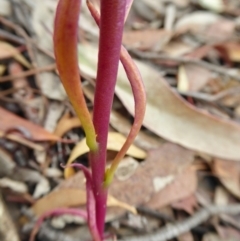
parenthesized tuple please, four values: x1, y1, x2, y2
(91, 0, 126, 237)
(61, 163, 101, 241)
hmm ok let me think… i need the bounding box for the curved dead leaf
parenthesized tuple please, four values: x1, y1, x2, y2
(0, 41, 31, 69)
(107, 195, 137, 215)
(0, 107, 60, 142)
(54, 112, 81, 137)
(212, 159, 240, 199)
(79, 44, 240, 161)
(64, 132, 146, 178)
(115, 58, 240, 161)
(31, 188, 136, 217)
(109, 143, 194, 207)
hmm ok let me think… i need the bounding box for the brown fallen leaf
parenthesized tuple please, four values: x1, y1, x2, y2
(54, 112, 81, 138)
(212, 159, 240, 199)
(171, 194, 198, 215)
(31, 189, 87, 216)
(115, 56, 240, 161)
(31, 188, 136, 217)
(64, 132, 147, 178)
(0, 130, 44, 151)
(177, 64, 213, 92)
(215, 42, 240, 62)
(123, 29, 171, 51)
(109, 143, 195, 207)
(0, 41, 31, 69)
(162, 40, 197, 57)
(0, 107, 60, 142)
(145, 166, 197, 209)
(79, 44, 240, 161)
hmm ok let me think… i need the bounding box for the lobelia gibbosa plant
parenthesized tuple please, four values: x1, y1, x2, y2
(31, 0, 146, 241)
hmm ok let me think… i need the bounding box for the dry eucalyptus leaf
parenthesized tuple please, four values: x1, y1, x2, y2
(0, 41, 31, 68)
(212, 159, 240, 199)
(171, 194, 198, 214)
(0, 107, 60, 142)
(64, 132, 146, 178)
(54, 113, 81, 138)
(123, 29, 171, 51)
(177, 64, 213, 92)
(31, 189, 87, 217)
(31, 188, 136, 217)
(175, 11, 221, 32)
(162, 40, 197, 57)
(79, 43, 240, 161)
(107, 195, 137, 214)
(114, 55, 240, 161)
(146, 166, 197, 209)
(175, 11, 234, 42)
(109, 143, 194, 207)
(0, 130, 43, 151)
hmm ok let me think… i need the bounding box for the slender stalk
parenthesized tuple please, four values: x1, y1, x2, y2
(63, 163, 101, 241)
(87, 0, 146, 186)
(90, 0, 126, 237)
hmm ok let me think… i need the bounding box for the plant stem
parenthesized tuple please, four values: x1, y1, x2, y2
(90, 0, 126, 237)
(86, 0, 146, 186)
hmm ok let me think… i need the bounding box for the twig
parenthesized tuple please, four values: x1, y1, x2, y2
(0, 29, 25, 45)
(136, 206, 173, 222)
(0, 64, 56, 83)
(130, 49, 240, 82)
(172, 86, 240, 102)
(120, 204, 240, 241)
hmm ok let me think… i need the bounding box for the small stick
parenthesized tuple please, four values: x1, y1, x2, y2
(172, 86, 240, 102)
(120, 204, 240, 241)
(130, 49, 240, 82)
(0, 64, 56, 83)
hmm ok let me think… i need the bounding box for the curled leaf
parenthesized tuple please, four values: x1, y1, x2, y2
(53, 0, 97, 151)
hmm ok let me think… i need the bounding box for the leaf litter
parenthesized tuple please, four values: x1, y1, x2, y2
(0, 0, 240, 241)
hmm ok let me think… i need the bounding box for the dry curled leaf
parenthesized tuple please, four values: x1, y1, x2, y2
(0, 41, 31, 69)
(64, 132, 146, 178)
(54, 112, 81, 138)
(109, 143, 194, 207)
(0, 107, 61, 142)
(212, 159, 240, 199)
(79, 44, 240, 161)
(146, 166, 197, 209)
(31, 188, 136, 217)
